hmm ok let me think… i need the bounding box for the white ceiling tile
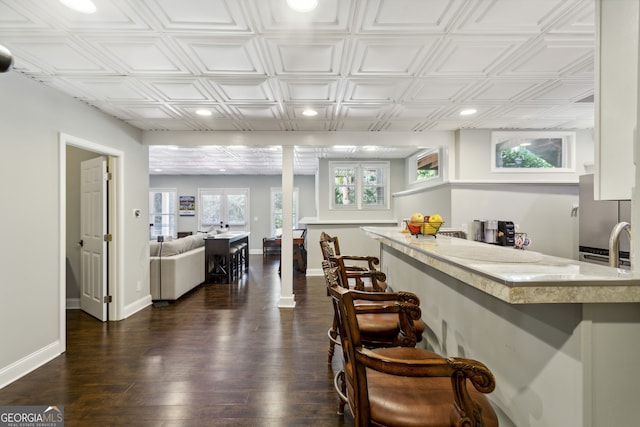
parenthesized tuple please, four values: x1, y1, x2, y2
(177, 37, 265, 74)
(343, 79, 411, 102)
(146, 79, 213, 101)
(350, 38, 437, 75)
(61, 77, 155, 101)
(268, 38, 344, 74)
(427, 36, 525, 76)
(406, 79, 475, 101)
(95, 38, 188, 73)
(213, 79, 274, 102)
(253, 0, 349, 31)
(5, 38, 112, 73)
(279, 79, 339, 101)
(359, 0, 467, 32)
(145, 0, 249, 31)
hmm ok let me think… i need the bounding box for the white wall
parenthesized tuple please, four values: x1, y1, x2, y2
(149, 174, 316, 251)
(456, 129, 595, 181)
(450, 183, 579, 258)
(0, 72, 149, 388)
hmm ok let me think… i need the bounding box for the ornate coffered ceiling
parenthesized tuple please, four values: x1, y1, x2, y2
(0, 0, 595, 174)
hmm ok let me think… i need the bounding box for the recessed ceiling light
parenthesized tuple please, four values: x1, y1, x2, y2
(196, 109, 212, 117)
(219, 168, 226, 172)
(287, 0, 318, 13)
(59, 0, 97, 14)
(302, 109, 318, 117)
(154, 168, 162, 172)
(460, 108, 477, 116)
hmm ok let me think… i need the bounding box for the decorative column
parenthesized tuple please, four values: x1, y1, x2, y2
(278, 145, 296, 308)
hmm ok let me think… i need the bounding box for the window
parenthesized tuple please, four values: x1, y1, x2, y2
(409, 148, 440, 183)
(271, 188, 299, 236)
(149, 189, 177, 239)
(330, 161, 389, 209)
(491, 131, 576, 172)
(198, 188, 249, 232)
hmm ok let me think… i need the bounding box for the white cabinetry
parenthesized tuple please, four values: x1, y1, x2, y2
(595, 0, 637, 200)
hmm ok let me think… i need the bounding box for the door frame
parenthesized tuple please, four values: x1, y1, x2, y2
(59, 133, 124, 349)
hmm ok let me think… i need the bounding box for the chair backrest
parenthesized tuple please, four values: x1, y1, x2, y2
(319, 231, 341, 261)
(329, 284, 497, 427)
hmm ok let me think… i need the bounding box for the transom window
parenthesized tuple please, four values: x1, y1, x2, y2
(491, 131, 576, 172)
(330, 161, 389, 209)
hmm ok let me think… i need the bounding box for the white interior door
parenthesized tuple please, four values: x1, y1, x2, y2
(80, 156, 108, 321)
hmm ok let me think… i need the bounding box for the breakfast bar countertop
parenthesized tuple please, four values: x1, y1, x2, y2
(362, 226, 640, 304)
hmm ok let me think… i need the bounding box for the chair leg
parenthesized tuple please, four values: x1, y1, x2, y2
(334, 370, 347, 415)
(327, 314, 339, 363)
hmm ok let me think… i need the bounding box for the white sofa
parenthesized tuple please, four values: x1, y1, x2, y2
(150, 233, 207, 300)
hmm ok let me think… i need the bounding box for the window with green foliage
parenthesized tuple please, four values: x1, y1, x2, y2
(330, 161, 389, 209)
(491, 131, 575, 172)
(198, 188, 249, 231)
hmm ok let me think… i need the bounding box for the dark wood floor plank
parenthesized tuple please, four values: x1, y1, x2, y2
(0, 255, 353, 426)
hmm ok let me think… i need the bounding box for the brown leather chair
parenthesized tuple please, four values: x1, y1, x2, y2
(323, 261, 425, 363)
(329, 283, 499, 427)
(319, 232, 387, 292)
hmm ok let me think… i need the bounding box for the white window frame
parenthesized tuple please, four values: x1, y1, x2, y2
(491, 131, 576, 173)
(329, 161, 390, 210)
(149, 188, 177, 239)
(270, 187, 299, 237)
(408, 148, 441, 184)
(197, 188, 250, 232)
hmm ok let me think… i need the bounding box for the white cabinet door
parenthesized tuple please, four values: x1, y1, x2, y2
(595, 0, 638, 200)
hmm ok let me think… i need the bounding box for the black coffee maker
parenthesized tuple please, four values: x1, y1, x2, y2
(497, 221, 515, 246)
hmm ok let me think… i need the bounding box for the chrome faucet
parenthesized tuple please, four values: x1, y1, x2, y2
(609, 222, 631, 268)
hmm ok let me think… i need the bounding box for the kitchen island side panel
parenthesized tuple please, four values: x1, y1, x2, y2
(379, 243, 640, 427)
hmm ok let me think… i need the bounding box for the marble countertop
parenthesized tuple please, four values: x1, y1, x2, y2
(362, 226, 640, 304)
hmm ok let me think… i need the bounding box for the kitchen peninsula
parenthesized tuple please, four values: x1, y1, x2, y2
(363, 226, 640, 427)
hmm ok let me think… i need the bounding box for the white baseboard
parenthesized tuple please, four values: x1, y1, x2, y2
(0, 340, 63, 389)
(66, 298, 80, 309)
(306, 267, 323, 277)
(278, 295, 296, 308)
(122, 294, 152, 319)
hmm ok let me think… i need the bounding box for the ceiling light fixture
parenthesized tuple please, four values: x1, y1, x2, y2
(460, 108, 477, 116)
(195, 109, 212, 117)
(302, 109, 318, 117)
(59, 0, 97, 14)
(287, 0, 318, 13)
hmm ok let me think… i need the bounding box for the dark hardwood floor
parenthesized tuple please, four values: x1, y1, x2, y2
(0, 255, 353, 426)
